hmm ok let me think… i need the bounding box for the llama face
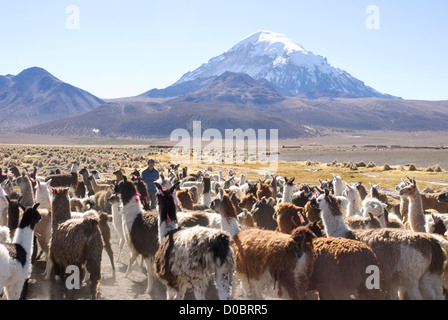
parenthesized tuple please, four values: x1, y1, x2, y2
(107, 193, 121, 205)
(18, 203, 41, 230)
(114, 179, 138, 206)
(155, 181, 179, 224)
(316, 191, 341, 216)
(399, 184, 416, 197)
(426, 214, 447, 235)
(362, 198, 384, 218)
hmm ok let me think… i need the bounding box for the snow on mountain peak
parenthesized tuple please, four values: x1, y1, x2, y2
(175, 30, 394, 98)
(228, 30, 308, 56)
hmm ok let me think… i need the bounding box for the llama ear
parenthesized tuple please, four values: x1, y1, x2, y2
(368, 212, 374, 220)
(5, 195, 10, 204)
(18, 202, 26, 211)
(33, 203, 40, 211)
(170, 181, 180, 194)
(154, 182, 163, 192)
(267, 197, 276, 206)
(324, 189, 330, 198)
(46, 179, 52, 187)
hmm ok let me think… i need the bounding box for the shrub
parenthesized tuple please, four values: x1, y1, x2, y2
(366, 161, 376, 168)
(408, 163, 417, 171)
(356, 161, 367, 167)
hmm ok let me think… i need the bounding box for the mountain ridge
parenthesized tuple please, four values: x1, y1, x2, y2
(0, 67, 104, 130)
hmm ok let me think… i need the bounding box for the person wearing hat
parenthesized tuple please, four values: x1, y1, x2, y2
(141, 159, 159, 209)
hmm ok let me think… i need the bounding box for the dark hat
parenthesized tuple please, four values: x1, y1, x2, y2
(147, 159, 155, 163)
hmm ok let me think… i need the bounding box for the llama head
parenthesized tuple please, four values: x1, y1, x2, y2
(36, 179, 51, 194)
(237, 209, 255, 229)
(290, 226, 316, 254)
(247, 183, 257, 195)
(114, 177, 139, 206)
(316, 189, 342, 216)
(345, 183, 357, 196)
(306, 220, 324, 237)
(203, 176, 211, 193)
(318, 179, 333, 193)
(436, 192, 448, 203)
(284, 177, 295, 186)
(251, 196, 277, 229)
(50, 187, 70, 204)
(425, 213, 447, 235)
(275, 203, 306, 234)
(18, 203, 41, 230)
(360, 212, 381, 229)
(361, 197, 386, 219)
(219, 191, 238, 224)
(398, 178, 418, 197)
(332, 174, 342, 184)
(14, 173, 31, 189)
(107, 193, 121, 205)
(79, 167, 88, 176)
(155, 181, 180, 224)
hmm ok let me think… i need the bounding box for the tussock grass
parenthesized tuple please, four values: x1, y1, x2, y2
(1, 144, 447, 192)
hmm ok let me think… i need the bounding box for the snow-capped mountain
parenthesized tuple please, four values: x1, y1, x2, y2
(175, 30, 398, 99)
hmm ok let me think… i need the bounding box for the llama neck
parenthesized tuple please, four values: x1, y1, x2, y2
(221, 216, 240, 238)
(346, 196, 361, 217)
(122, 195, 143, 231)
(19, 183, 34, 207)
(158, 220, 178, 244)
(13, 226, 34, 259)
(51, 197, 71, 226)
(282, 185, 294, 203)
(333, 181, 343, 197)
(36, 189, 51, 210)
(408, 190, 426, 232)
(400, 196, 409, 222)
(202, 192, 212, 207)
(111, 202, 122, 220)
(321, 209, 350, 238)
(377, 212, 388, 228)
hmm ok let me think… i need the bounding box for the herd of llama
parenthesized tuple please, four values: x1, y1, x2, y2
(1, 160, 448, 300)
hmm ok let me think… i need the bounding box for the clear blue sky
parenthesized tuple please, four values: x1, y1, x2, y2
(0, 0, 447, 100)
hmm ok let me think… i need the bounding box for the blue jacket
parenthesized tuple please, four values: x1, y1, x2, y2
(141, 167, 159, 192)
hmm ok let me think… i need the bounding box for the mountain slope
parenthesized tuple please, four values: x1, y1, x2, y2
(21, 71, 448, 139)
(174, 30, 398, 99)
(21, 99, 310, 139)
(171, 71, 285, 105)
(0, 67, 104, 130)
